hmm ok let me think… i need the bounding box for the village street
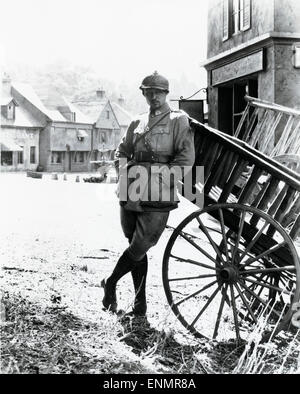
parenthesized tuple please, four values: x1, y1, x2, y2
(1, 172, 212, 373)
(0, 171, 199, 315)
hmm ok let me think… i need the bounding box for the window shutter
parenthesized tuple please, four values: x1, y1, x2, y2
(241, 0, 251, 31)
(222, 0, 229, 41)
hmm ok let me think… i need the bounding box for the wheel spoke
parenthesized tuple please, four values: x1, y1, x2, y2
(231, 210, 246, 265)
(175, 280, 218, 307)
(196, 216, 225, 266)
(170, 254, 219, 271)
(244, 276, 291, 296)
(242, 242, 286, 268)
(238, 281, 281, 318)
(179, 232, 222, 266)
(234, 283, 258, 324)
(213, 284, 228, 339)
(230, 284, 241, 342)
(190, 285, 222, 328)
(240, 266, 296, 276)
(169, 273, 216, 282)
(239, 222, 269, 261)
(218, 208, 230, 262)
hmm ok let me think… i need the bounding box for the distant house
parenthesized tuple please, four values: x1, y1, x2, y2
(35, 88, 93, 172)
(73, 90, 132, 163)
(1, 78, 133, 173)
(1, 77, 94, 172)
(1, 76, 43, 171)
(111, 95, 133, 140)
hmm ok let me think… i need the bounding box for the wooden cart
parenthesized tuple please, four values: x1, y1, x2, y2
(162, 120, 300, 343)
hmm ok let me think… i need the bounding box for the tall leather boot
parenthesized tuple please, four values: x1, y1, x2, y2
(101, 250, 138, 312)
(131, 254, 148, 316)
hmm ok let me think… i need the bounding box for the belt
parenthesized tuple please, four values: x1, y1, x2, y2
(133, 151, 171, 163)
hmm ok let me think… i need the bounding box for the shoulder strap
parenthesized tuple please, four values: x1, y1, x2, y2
(132, 110, 171, 148)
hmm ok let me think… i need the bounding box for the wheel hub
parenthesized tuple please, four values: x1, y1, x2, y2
(219, 266, 239, 284)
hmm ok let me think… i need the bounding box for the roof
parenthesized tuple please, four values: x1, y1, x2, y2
(74, 100, 107, 123)
(110, 102, 133, 127)
(64, 100, 91, 124)
(0, 134, 23, 151)
(1, 89, 45, 128)
(37, 88, 92, 124)
(12, 82, 51, 118)
(0, 95, 18, 106)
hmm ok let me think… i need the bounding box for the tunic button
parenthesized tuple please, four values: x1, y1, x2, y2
(145, 126, 149, 131)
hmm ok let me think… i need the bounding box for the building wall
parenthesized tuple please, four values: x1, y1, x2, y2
(207, 0, 274, 59)
(274, 0, 300, 33)
(1, 127, 40, 171)
(95, 102, 119, 131)
(206, 0, 300, 131)
(274, 43, 300, 109)
(39, 122, 93, 172)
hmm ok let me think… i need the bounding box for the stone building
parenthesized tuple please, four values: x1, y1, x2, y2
(203, 0, 300, 134)
(0, 77, 93, 172)
(73, 89, 124, 162)
(0, 76, 43, 171)
(36, 88, 93, 172)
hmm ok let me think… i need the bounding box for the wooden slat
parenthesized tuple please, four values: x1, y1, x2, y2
(290, 212, 300, 240)
(204, 149, 230, 195)
(272, 115, 295, 156)
(203, 142, 221, 182)
(219, 158, 248, 203)
(234, 102, 250, 139)
(238, 166, 264, 204)
(248, 109, 268, 147)
(243, 107, 259, 141)
(273, 186, 297, 226)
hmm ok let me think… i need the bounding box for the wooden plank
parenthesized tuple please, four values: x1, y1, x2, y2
(238, 166, 264, 204)
(203, 142, 221, 182)
(204, 148, 230, 195)
(193, 122, 300, 189)
(245, 95, 300, 117)
(290, 212, 300, 240)
(243, 107, 259, 141)
(234, 102, 250, 139)
(272, 115, 295, 156)
(219, 158, 248, 203)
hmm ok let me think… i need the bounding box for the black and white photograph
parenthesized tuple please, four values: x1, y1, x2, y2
(0, 0, 300, 379)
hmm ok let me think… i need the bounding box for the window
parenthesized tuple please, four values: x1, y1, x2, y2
(7, 105, 15, 120)
(100, 133, 107, 143)
(74, 152, 84, 163)
(17, 147, 24, 164)
(51, 151, 64, 164)
(106, 111, 110, 119)
(30, 146, 36, 164)
(232, 0, 240, 34)
(240, 0, 251, 31)
(223, 0, 251, 40)
(1, 151, 13, 166)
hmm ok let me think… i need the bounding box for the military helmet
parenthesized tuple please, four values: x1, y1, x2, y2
(139, 71, 169, 93)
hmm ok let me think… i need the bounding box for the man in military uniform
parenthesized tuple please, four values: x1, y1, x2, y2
(101, 71, 195, 316)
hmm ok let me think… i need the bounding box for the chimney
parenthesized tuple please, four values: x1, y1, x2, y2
(96, 87, 105, 100)
(118, 94, 125, 106)
(2, 73, 12, 95)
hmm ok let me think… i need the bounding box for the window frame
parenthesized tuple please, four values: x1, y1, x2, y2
(222, 0, 251, 40)
(17, 146, 24, 164)
(30, 146, 36, 164)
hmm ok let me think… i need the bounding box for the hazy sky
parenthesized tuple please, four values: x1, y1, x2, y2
(0, 0, 208, 85)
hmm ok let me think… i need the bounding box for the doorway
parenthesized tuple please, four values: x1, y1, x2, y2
(218, 78, 258, 135)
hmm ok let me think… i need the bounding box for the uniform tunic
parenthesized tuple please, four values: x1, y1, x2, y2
(114, 102, 195, 261)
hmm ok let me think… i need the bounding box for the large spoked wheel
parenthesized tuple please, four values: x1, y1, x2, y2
(163, 203, 300, 343)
